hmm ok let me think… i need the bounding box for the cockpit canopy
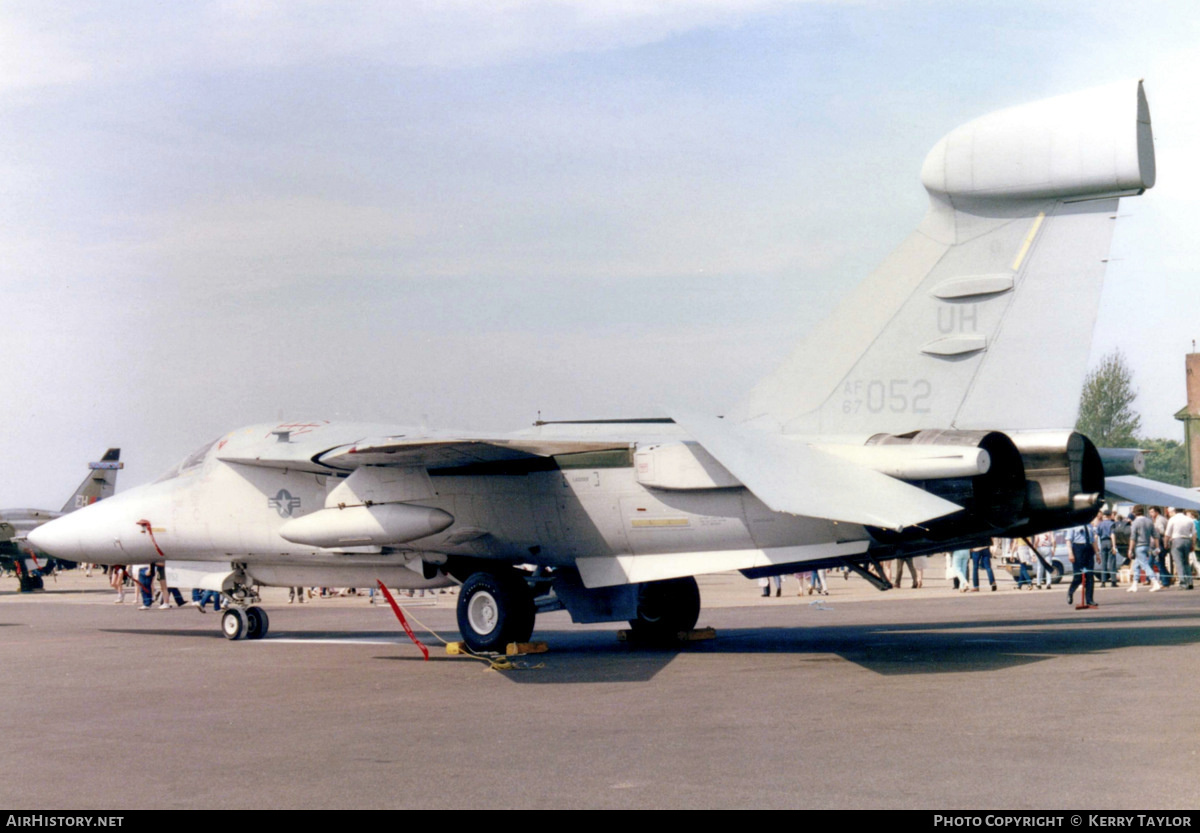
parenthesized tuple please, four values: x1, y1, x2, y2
(154, 438, 220, 483)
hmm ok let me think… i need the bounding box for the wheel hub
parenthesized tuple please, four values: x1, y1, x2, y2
(221, 608, 245, 639)
(466, 589, 499, 636)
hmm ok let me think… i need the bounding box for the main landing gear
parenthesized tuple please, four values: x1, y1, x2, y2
(628, 576, 700, 641)
(221, 605, 270, 640)
(453, 569, 703, 651)
(456, 570, 535, 653)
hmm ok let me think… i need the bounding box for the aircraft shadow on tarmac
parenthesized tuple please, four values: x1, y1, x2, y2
(707, 614, 1200, 675)
(99, 610, 1200, 684)
(475, 613, 1200, 683)
(0, 588, 113, 598)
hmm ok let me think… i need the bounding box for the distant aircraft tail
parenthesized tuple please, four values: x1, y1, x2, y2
(59, 448, 122, 513)
(728, 80, 1155, 437)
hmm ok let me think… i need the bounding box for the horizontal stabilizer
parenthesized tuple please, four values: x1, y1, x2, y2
(673, 413, 963, 530)
(1105, 476, 1200, 511)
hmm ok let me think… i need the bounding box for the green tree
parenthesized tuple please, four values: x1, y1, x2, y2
(1076, 351, 1141, 447)
(1138, 437, 1189, 487)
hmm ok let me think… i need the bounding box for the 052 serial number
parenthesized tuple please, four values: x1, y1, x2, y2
(841, 378, 932, 414)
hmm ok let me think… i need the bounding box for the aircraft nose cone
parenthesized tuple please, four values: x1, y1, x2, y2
(27, 497, 133, 564)
(27, 513, 90, 561)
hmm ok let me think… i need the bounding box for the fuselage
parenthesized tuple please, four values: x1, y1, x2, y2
(29, 421, 863, 589)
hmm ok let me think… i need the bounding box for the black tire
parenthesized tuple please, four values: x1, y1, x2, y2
(629, 576, 701, 640)
(456, 571, 535, 653)
(1051, 561, 1065, 585)
(221, 608, 247, 641)
(17, 573, 44, 593)
(245, 606, 269, 640)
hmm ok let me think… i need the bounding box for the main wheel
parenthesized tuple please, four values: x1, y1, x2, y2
(456, 571, 535, 653)
(1051, 561, 1065, 585)
(629, 576, 701, 641)
(221, 607, 247, 640)
(245, 606, 269, 640)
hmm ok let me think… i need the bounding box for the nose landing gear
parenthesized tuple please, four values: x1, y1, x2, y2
(221, 605, 269, 640)
(217, 570, 269, 641)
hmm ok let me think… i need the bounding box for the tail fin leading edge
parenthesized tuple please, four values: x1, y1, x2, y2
(60, 449, 122, 513)
(729, 81, 1155, 436)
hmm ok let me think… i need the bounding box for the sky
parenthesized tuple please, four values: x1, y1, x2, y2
(2, 0, 1197, 506)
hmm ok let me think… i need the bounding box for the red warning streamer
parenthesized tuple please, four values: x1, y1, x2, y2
(136, 519, 165, 557)
(130, 520, 165, 599)
(376, 581, 430, 661)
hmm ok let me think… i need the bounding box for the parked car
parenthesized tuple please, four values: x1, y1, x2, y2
(1002, 531, 1073, 584)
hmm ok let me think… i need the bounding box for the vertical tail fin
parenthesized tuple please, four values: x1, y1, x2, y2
(729, 81, 1155, 436)
(60, 449, 122, 513)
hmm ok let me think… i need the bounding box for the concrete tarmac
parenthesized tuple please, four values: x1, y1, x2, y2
(2, 568, 1198, 809)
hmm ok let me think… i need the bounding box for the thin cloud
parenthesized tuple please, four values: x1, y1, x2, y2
(1, 0, 796, 96)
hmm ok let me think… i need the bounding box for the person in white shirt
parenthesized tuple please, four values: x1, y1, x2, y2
(1165, 507, 1195, 590)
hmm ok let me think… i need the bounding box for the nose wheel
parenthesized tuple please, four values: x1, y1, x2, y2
(221, 606, 269, 640)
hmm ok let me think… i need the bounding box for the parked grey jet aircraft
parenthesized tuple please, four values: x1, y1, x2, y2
(2, 449, 122, 590)
(31, 82, 1168, 649)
